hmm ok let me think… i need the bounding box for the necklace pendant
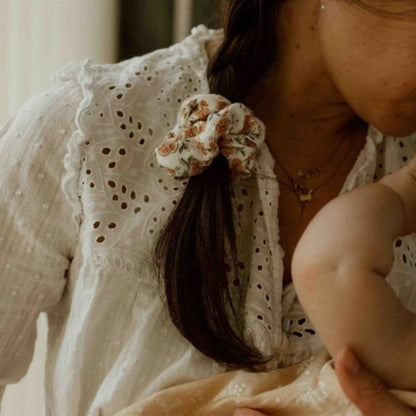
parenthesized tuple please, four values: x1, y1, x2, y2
(298, 188, 314, 202)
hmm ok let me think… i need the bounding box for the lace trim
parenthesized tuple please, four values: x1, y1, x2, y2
(58, 25, 221, 235)
(60, 58, 94, 232)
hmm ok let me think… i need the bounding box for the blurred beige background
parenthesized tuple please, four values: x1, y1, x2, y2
(0, 0, 120, 127)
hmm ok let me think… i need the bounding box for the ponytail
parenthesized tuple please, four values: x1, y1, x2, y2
(154, 0, 281, 371)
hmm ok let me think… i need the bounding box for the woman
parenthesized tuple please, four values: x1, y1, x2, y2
(0, 0, 415, 414)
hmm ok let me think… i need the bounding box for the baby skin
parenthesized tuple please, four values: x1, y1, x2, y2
(291, 155, 416, 391)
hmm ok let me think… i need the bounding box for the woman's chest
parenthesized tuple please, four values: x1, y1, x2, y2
(277, 183, 346, 288)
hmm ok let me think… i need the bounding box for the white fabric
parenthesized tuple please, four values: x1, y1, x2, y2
(0, 24, 415, 416)
(154, 94, 266, 179)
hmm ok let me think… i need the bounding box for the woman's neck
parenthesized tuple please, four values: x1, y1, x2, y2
(204, 0, 368, 174)
(242, 0, 367, 173)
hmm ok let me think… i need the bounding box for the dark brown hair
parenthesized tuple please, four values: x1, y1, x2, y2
(153, 0, 281, 371)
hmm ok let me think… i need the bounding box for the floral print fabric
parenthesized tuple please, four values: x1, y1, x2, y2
(154, 94, 266, 179)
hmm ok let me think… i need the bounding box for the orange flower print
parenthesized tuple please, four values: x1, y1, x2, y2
(184, 122, 206, 139)
(190, 160, 207, 176)
(244, 137, 257, 149)
(218, 136, 234, 157)
(207, 140, 216, 150)
(193, 99, 211, 120)
(230, 158, 246, 173)
(242, 114, 256, 134)
(157, 140, 178, 157)
(217, 99, 229, 111)
(195, 139, 208, 155)
(168, 168, 177, 176)
(215, 117, 230, 136)
(184, 124, 198, 139)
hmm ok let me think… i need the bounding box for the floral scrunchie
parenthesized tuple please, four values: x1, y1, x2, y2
(154, 94, 266, 179)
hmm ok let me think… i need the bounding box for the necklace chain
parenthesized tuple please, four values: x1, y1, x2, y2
(269, 135, 356, 219)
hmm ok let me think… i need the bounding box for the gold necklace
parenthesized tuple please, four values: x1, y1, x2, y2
(270, 135, 355, 218)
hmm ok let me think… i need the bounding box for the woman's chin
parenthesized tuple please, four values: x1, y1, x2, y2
(371, 119, 416, 138)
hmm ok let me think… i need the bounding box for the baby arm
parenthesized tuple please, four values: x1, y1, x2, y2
(291, 159, 416, 391)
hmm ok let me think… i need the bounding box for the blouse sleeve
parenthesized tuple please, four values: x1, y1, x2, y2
(0, 71, 84, 399)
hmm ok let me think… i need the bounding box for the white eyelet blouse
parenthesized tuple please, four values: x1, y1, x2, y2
(1, 24, 416, 416)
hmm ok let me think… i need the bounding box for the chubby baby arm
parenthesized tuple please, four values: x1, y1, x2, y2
(291, 161, 416, 391)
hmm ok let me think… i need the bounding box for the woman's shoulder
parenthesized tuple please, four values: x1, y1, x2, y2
(52, 25, 222, 152)
(54, 26, 223, 217)
(50, 25, 222, 99)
